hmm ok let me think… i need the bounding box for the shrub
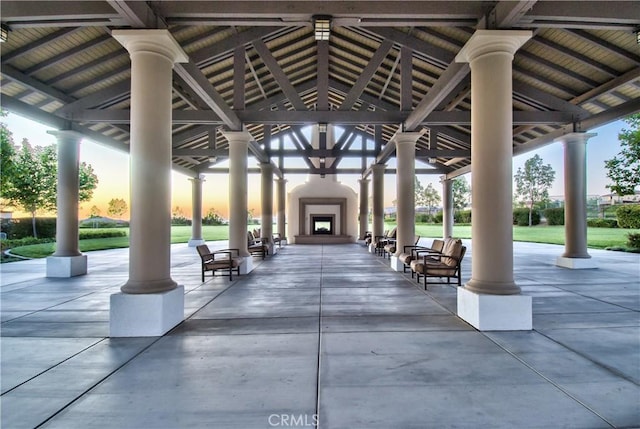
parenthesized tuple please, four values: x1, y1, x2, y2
(79, 230, 127, 239)
(616, 205, 640, 229)
(586, 218, 618, 228)
(415, 213, 432, 223)
(513, 208, 540, 226)
(454, 210, 471, 224)
(544, 208, 564, 225)
(627, 233, 640, 249)
(433, 212, 443, 224)
(171, 216, 191, 226)
(0, 218, 57, 239)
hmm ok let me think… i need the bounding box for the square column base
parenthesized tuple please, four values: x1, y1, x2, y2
(368, 244, 376, 254)
(240, 257, 254, 274)
(556, 256, 598, 269)
(110, 286, 184, 337)
(390, 255, 403, 272)
(457, 287, 532, 331)
(187, 239, 206, 247)
(46, 255, 87, 278)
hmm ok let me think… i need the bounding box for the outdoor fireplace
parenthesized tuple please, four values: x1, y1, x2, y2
(311, 215, 334, 235)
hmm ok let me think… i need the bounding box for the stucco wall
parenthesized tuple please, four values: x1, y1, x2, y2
(287, 175, 358, 244)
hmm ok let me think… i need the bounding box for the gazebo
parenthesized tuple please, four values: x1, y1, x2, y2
(1, 1, 638, 336)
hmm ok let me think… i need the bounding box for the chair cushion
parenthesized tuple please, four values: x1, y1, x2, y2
(398, 253, 413, 264)
(205, 258, 240, 269)
(441, 239, 463, 267)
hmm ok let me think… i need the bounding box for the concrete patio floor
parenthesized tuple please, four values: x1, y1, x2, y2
(1, 240, 639, 429)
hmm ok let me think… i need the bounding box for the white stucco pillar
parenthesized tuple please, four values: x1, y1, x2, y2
(370, 164, 385, 253)
(188, 175, 205, 247)
(455, 30, 533, 331)
(556, 132, 598, 269)
(109, 30, 187, 337)
(260, 162, 274, 255)
(358, 178, 370, 240)
(276, 178, 287, 244)
(390, 132, 421, 271)
(442, 177, 453, 239)
(223, 130, 253, 273)
(46, 130, 87, 278)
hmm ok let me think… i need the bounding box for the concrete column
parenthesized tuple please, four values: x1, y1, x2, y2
(358, 178, 370, 240)
(260, 162, 274, 255)
(556, 132, 598, 269)
(223, 130, 253, 273)
(276, 178, 287, 244)
(455, 30, 533, 331)
(46, 130, 87, 277)
(370, 164, 385, 253)
(188, 175, 205, 247)
(110, 29, 188, 337)
(390, 132, 421, 271)
(442, 177, 453, 239)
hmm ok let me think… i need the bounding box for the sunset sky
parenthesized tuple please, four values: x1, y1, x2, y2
(3, 112, 627, 220)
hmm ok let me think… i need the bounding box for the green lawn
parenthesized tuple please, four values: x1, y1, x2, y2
(6, 223, 639, 259)
(409, 223, 639, 250)
(8, 225, 232, 259)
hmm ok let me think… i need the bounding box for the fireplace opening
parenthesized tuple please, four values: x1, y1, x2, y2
(312, 215, 334, 235)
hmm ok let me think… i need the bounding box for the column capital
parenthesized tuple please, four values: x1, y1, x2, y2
(188, 175, 205, 184)
(392, 131, 423, 146)
(47, 130, 84, 144)
(276, 177, 288, 184)
(260, 162, 274, 172)
(112, 29, 188, 63)
(358, 178, 370, 184)
(455, 30, 532, 64)
(221, 130, 253, 144)
(371, 163, 386, 172)
(555, 132, 597, 145)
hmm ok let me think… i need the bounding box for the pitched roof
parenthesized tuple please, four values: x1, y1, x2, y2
(1, 1, 639, 178)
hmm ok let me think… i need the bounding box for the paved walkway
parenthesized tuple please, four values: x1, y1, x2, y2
(1, 240, 639, 428)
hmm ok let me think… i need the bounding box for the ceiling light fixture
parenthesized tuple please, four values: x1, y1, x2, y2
(314, 16, 331, 41)
(318, 123, 327, 133)
(0, 24, 9, 43)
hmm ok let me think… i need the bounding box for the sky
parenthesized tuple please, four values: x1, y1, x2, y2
(2, 112, 627, 219)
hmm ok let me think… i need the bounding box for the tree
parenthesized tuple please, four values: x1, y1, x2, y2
(1, 134, 99, 237)
(423, 183, 441, 216)
(514, 154, 556, 226)
(2, 140, 57, 237)
(452, 177, 471, 212)
(605, 113, 640, 196)
(0, 111, 16, 200)
(107, 198, 128, 220)
(203, 208, 223, 225)
(89, 205, 101, 218)
(414, 177, 426, 207)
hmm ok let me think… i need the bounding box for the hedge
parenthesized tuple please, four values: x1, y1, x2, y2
(513, 208, 541, 226)
(0, 218, 57, 239)
(79, 230, 127, 239)
(587, 218, 618, 228)
(544, 208, 564, 225)
(454, 210, 472, 223)
(616, 205, 640, 229)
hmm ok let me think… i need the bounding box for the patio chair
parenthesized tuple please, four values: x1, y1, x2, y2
(383, 234, 420, 259)
(410, 239, 466, 290)
(398, 238, 444, 273)
(196, 245, 243, 281)
(373, 227, 397, 255)
(248, 231, 268, 259)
